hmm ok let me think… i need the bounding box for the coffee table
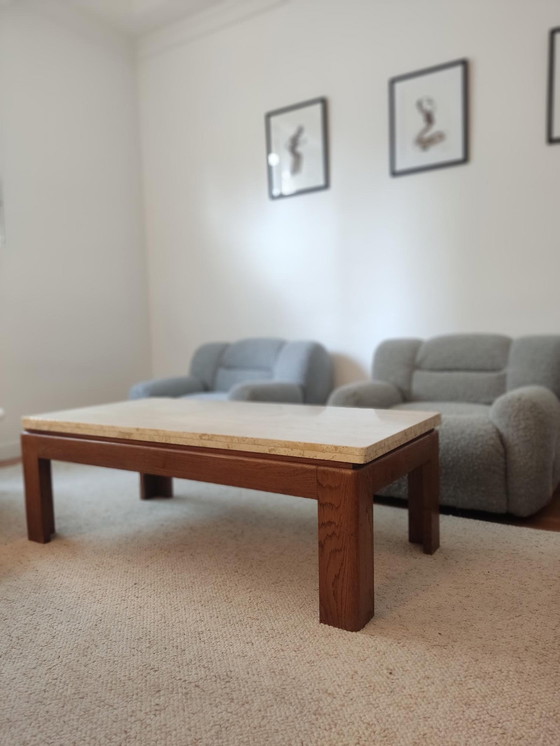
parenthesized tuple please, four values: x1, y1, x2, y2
(21, 398, 441, 632)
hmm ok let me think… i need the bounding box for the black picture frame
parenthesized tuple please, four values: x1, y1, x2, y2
(547, 27, 560, 143)
(389, 59, 469, 177)
(265, 97, 329, 199)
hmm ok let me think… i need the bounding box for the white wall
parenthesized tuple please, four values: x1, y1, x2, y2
(138, 0, 560, 387)
(0, 1, 151, 457)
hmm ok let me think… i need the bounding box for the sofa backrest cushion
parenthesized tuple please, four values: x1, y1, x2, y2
(415, 334, 511, 372)
(213, 338, 285, 392)
(411, 369, 507, 403)
(374, 333, 560, 405)
(374, 334, 512, 404)
(506, 336, 560, 399)
(412, 334, 511, 404)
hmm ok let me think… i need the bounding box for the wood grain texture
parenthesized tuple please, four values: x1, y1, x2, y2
(22, 434, 54, 543)
(21, 433, 319, 501)
(359, 432, 438, 495)
(408, 431, 440, 554)
(317, 467, 374, 631)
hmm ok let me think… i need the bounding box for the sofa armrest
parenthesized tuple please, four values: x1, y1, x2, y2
(228, 381, 304, 404)
(327, 380, 403, 409)
(129, 375, 205, 399)
(490, 385, 560, 516)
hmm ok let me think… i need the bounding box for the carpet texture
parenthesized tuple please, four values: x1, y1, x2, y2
(1, 462, 558, 745)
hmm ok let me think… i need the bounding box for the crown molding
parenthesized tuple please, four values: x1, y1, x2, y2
(138, 0, 289, 59)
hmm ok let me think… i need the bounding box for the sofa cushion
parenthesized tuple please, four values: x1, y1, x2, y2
(416, 334, 511, 371)
(274, 341, 333, 404)
(409, 334, 510, 404)
(214, 338, 284, 392)
(410, 370, 506, 404)
(215, 366, 274, 392)
(392, 401, 491, 416)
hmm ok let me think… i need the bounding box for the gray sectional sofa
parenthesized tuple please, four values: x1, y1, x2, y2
(328, 334, 560, 517)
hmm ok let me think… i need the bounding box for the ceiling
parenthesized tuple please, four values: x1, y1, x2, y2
(58, 0, 231, 35)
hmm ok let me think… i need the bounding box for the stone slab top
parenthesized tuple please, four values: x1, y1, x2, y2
(22, 398, 441, 464)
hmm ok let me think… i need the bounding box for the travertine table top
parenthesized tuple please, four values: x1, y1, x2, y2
(22, 398, 441, 464)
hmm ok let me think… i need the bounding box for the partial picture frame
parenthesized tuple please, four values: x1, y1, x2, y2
(547, 27, 560, 143)
(389, 59, 469, 177)
(265, 97, 329, 199)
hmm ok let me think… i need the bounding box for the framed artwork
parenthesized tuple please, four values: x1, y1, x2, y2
(547, 27, 560, 143)
(389, 59, 469, 176)
(265, 97, 329, 199)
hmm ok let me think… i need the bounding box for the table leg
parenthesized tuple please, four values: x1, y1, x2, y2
(317, 466, 374, 632)
(407, 430, 440, 554)
(140, 474, 173, 500)
(22, 437, 54, 543)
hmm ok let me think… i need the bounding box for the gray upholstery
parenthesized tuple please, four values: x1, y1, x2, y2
(506, 336, 560, 398)
(328, 334, 560, 517)
(129, 337, 333, 405)
(328, 380, 403, 409)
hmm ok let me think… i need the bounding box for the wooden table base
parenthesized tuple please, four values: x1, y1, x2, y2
(22, 429, 439, 632)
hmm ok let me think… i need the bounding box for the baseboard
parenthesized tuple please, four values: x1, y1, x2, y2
(0, 440, 21, 461)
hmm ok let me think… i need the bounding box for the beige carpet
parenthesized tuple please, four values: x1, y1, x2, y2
(0, 462, 558, 745)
